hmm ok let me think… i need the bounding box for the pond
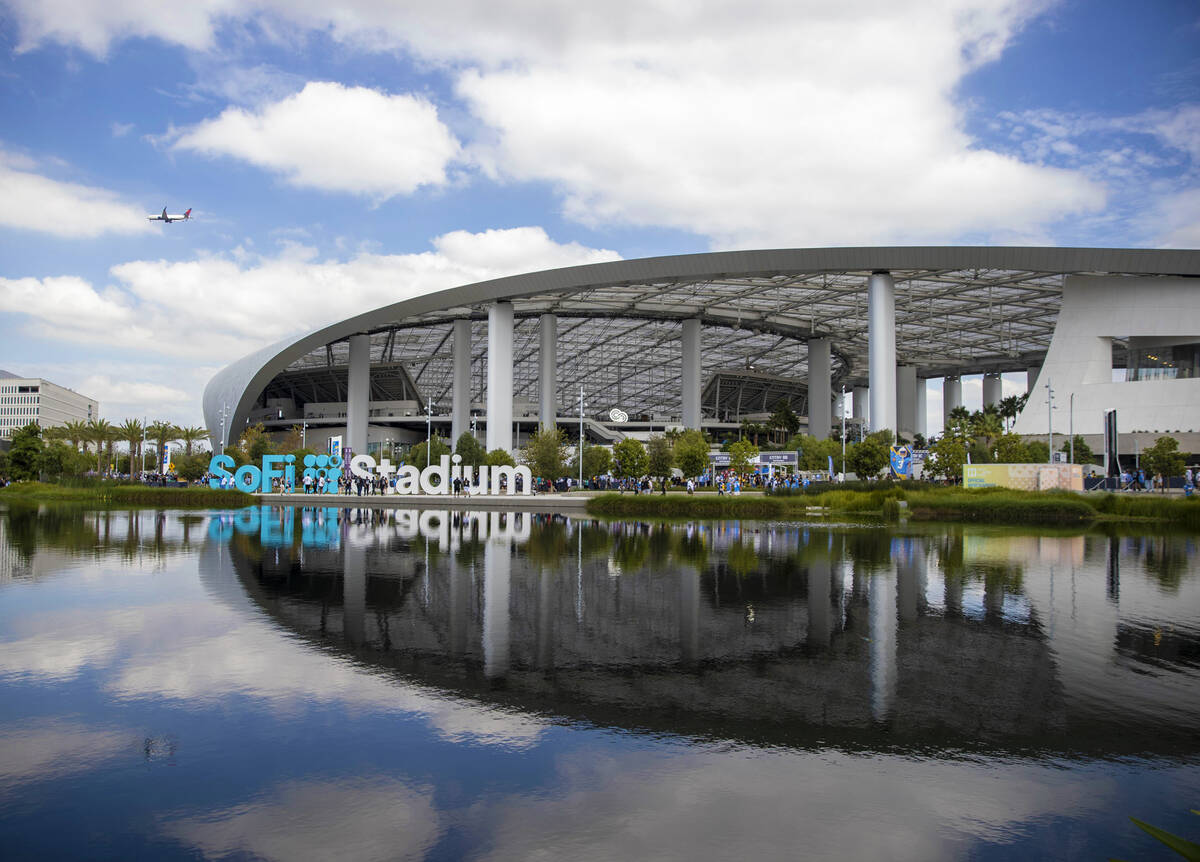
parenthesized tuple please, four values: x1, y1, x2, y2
(1, 503, 1198, 860)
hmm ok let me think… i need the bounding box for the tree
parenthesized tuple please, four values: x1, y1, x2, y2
(997, 395, 1024, 431)
(1059, 435, 1094, 464)
(86, 419, 115, 474)
(944, 406, 972, 444)
(728, 438, 759, 474)
(847, 434, 889, 479)
(117, 419, 145, 471)
(1024, 440, 1050, 463)
(767, 402, 801, 443)
(409, 435, 451, 468)
(787, 433, 840, 473)
(1143, 436, 1186, 489)
(177, 425, 210, 456)
(8, 423, 44, 481)
(238, 423, 274, 461)
(455, 432, 487, 468)
(673, 429, 710, 478)
(175, 453, 209, 483)
(63, 419, 89, 452)
(613, 438, 648, 480)
(486, 448, 516, 468)
(739, 419, 767, 446)
(278, 425, 304, 454)
(969, 407, 1004, 455)
(923, 434, 967, 482)
(147, 420, 179, 471)
(523, 427, 568, 483)
(646, 434, 674, 479)
(39, 441, 89, 479)
(571, 442, 612, 480)
(993, 432, 1029, 463)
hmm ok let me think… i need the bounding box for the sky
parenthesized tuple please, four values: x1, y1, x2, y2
(0, 0, 1196, 433)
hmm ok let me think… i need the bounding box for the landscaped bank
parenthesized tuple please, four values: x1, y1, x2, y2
(0, 482, 253, 508)
(585, 487, 1200, 528)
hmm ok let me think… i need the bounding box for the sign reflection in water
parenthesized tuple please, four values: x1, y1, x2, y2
(213, 506, 1200, 754)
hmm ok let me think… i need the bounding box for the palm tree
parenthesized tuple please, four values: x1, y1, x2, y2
(176, 425, 210, 456)
(146, 420, 179, 472)
(86, 419, 114, 474)
(117, 419, 145, 473)
(997, 395, 1023, 431)
(64, 419, 89, 452)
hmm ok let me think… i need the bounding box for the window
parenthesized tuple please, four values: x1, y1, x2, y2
(1127, 342, 1200, 381)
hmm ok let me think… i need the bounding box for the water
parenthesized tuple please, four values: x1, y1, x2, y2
(1, 503, 1198, 860)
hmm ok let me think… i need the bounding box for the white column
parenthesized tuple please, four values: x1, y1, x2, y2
(869, 567, 897, 722)
(896, 365, 917, 436)
(346, 333, 370, 458)
(483, 538, 511, 678)
(983, 372, 1003, 408)
(343, 541, 366, 647)
(1026, 366, 1041, 394)
(868, 272, 896, 433)
(486, 302, 514, 454)
(539, 314, 557, 431)
(451, 319, 472, 447)
(808, 337, 832, 440)
(681, 318, 702, 430)
(852, 386, 869, 424)
(915, 378, 927, 437)
(943, 375, 962, 431)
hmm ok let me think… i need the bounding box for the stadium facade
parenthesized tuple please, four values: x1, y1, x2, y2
(203, 247, 1200, 458)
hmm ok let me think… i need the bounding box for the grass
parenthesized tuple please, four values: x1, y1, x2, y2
(586, 485, 1199, 529)
(0, 481, 253, 508)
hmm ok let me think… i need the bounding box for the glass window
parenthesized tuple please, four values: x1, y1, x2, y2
(1127, 342, 1200, 381)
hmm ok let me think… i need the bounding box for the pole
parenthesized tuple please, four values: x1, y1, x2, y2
(1045, 378, 1054, 463)
(301, 421, 306, 449)
(579, 385, 584, 490)
(426, 399, 433, 468)
(1069, 392, 1075, 464)
(840, 385, 846, 482)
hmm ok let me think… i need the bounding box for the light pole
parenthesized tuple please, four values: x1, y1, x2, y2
(1045, 378, 1055, 463)
(579, 385, 585, 490)
(301, 420, 307, 449)
(840, 385, 846, 482)
(1069, 392, 1075, 464)
(426, 398, 435, 467)
(219, 402, 229, 450)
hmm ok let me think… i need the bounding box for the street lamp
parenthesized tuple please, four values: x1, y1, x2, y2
(301, 420, 307, 449)
(840, 385, 846, 483)
(579, 385, 585, 490)
(426, 398, 436, 467)
(1045, 378, 1056, 463)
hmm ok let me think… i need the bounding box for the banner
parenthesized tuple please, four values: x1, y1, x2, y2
(889, 445, 911, 478)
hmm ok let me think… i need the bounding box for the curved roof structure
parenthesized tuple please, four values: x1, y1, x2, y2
(204, 246, 1200, 444)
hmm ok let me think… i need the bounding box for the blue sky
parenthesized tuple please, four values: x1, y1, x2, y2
(0, 0, 1196, 431)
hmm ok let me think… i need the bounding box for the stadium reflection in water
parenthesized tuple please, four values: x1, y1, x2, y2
(1, 503, 1198, 860)
(210, 505, 1200, 756)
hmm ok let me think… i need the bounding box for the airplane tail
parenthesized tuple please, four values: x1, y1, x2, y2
(184, 208, 192, 219)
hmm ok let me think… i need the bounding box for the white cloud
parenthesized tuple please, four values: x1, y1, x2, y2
(6, 2, 1109, 246)
(161, 777, 441, 862)
(0, 227, 619, 423)
(0, 149, 152, 238)
(171, 82, 462, 199)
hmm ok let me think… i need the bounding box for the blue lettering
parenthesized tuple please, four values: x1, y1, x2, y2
(208, 453, 235, 489)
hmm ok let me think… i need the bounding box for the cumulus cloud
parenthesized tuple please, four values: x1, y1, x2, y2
(0, 149, 152, 238)
(6, 1, 1109, 246)
(0, 227, 618, 421)
(170, 82, 462, 199)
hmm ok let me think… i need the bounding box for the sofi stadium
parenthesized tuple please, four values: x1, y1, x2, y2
(203, 247, 1200, 460)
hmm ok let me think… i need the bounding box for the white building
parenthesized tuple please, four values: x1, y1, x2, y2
(0, 370, 98, 439)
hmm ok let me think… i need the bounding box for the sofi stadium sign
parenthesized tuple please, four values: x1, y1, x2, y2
(208, 453, 533, 495)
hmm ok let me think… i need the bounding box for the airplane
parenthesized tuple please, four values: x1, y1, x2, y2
(147, 207, 192, 223)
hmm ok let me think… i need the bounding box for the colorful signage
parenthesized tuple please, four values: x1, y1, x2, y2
(208, 452, 533, 495)
(889, 445, 912, 478)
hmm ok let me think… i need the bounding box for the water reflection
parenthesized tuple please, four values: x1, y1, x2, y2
(196, 505, 1200, 756)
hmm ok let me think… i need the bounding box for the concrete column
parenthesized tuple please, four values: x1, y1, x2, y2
(868, 272, 897, 433)
(679, 568, 699, 666)
(486, 302, 514, 454)
(1026, 366, 1041, 393)
(483, 538, 511, 678)
(852, 386, 869, 424)
(539, 314, 557, 431)
(915, 378, 927, 437)
(346, 333, 370, 458)
(869, 567, 897, 722)
(983, 372, 1003, 409)
(808, 337, 832, 439)
(451, 319, 472, 447)
(896, 365, 917, 436)
(681, 318, 702, 430)
(943, 376, 962, 431)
